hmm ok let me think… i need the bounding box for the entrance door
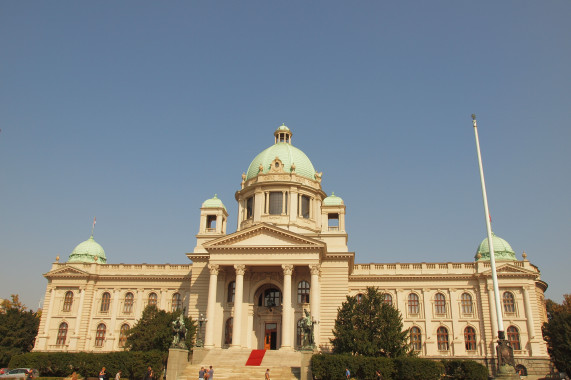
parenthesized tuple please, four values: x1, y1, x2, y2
(264, 323, 278, 350)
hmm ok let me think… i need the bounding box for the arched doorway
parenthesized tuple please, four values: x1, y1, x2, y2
(253, 284, 282, 350)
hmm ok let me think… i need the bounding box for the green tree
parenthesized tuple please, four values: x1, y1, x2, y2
(0, 295, 40, 367)
(331, 287, 413, 358)
(125, 305, 196, 352)
(542, 294, 571, 375)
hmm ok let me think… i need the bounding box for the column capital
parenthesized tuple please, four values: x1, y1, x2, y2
(235, 264, 246, 275)
(309, 264, 321, 275)
(208, 264, 220, 275)
(282, 264, 294, 276)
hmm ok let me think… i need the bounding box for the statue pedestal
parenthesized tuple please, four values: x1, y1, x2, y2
(166, 348, 189, 380)
(300, 350, 315, 380)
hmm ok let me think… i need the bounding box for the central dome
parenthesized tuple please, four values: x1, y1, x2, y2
(245, 124, 316, 181)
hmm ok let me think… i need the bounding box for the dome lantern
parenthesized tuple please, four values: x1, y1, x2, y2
(274, 123, 292, 144)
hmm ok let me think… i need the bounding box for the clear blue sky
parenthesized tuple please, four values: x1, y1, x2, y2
(1, 1, 569, 309)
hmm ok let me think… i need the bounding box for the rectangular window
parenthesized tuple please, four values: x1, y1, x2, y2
(301, 195, 310, 218)
(328, 213, 339, 231)
(246, 197, 254, 219)
(269, 192, 283, 215)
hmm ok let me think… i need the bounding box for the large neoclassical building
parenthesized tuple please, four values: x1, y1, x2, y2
(34, 125, 550, 374)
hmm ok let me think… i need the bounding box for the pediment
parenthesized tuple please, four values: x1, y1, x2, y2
(203, 223, 325, 250)
(45, 266, 90, 278)
(481, 263, 536, 277)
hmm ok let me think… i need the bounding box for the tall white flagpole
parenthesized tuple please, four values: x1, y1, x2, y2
(471, 114, 505, 338)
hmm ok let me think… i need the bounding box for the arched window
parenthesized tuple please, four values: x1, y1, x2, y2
(100, 292, 111, 313)
(119, 324, 130, 347)
(95, 323, 106, 347)
(435, 293, 446, 315)
(227, 281, 235, 303)
(507, 326, 520, 350)
(464, 326, 476, 351)
(298, 281, 310, 304)
(408, 293, 419, 314)
(296, 319, 304, 347)
(503, 292, 515, 313)
(123, 292, 134, 314)
(172, 293, 182, 312)
(437, 326, 449, 351)
(356, 293, 364, 304)
(461, 293, 473, 314)
(258, 288, 281, 307)
(148, 293, 157, 307)
(56, 322, 68, 345)
(224, 317, 233, 345)
(63, 291, 74, 312)
(410, 326, 422, 351)
(300, 195, 310, 219)
(382, 293, 393, 306)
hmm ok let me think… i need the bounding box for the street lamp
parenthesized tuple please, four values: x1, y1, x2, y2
(196, 314, 207, 348)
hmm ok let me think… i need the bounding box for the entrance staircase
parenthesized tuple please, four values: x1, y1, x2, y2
(179, 348, 301, 380)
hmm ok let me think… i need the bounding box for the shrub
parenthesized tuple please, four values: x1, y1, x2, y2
(393, 357, 444, 380)
(8, 351, 166, 380)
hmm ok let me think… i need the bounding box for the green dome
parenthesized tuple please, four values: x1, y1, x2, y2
(246, 126, 316, 181)
(323, 192, 344, 206)
(68, 235, 107, 264)
(475, 233, 516, 261)
(202, 194, 226, 210)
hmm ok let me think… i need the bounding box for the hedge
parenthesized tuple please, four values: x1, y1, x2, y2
(311, 354, 487, 380)
(8, 351, 166, 380)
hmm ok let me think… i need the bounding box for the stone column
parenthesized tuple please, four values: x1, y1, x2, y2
(70, 288, 86, 350)
(448, 289, 460, 355)
(216, 215, 222, 234)
(231, 264, 246, 348)
(522, 286, 537, 355)
(281, 265, 293, 349)
(204, 264, 219, 348)
(43, 288, 55, 336)
(422, 289, 433, 352)
(310, 264, 321, 345)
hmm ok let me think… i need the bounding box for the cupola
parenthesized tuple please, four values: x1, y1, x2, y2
(475, 232, 516, 261)
(68, 235, 107, 264)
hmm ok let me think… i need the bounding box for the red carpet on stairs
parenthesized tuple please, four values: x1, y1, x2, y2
(245, 349, 266, 366)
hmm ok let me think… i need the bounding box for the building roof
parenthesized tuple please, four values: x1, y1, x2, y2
(202, 194, 226, 210)
(475, 233, 516, 261)
(323, 192, 344, 206)
(68, 235, 107, 264)
(245, 125, 316, 181)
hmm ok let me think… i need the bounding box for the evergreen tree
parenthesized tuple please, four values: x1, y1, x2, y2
(542, 294, 571, 375)
(0, 295, 40, 367)
(331, 287, 412, 357)
(125, 305, 196, 352)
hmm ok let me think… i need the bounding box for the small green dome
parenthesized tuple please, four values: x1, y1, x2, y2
(246, 125, 316, 181)
(323, 192, 344, 206)
(202, 194, 226, 210)
(68, 235, 107, 264)
(475, 233, 516, 261)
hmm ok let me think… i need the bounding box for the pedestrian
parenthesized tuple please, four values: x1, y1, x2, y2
(345, 368, 350, 379)
(99, 368, 106, 380)
(26, 369, 34, 380)
(376, 370, 383, 380)
(115, 370, 121, 380)
(71, 372, 78, 380)
(198, 367, 205, 380)
(207, 366, 213, 380)
(265, 368, 270, 380)
(144, 366, 153, 380)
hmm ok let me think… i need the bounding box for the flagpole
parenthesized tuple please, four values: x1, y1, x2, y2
(471, 114, 504, 337)
(472, 115, 518, 378)
(91, 217, 96, 237)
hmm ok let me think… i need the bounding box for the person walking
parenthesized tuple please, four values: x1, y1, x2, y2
(198, 367, 205, 380)
(99, 368, 106, 380)
(375, 370, 383, 380)
(265, 369, 270, 380)
(115, 370, 121, 380)
(207, 366, 213, 380)
(345, 368, 350, 379)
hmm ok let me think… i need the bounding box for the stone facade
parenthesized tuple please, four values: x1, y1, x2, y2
(34, 125, 550, 375)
